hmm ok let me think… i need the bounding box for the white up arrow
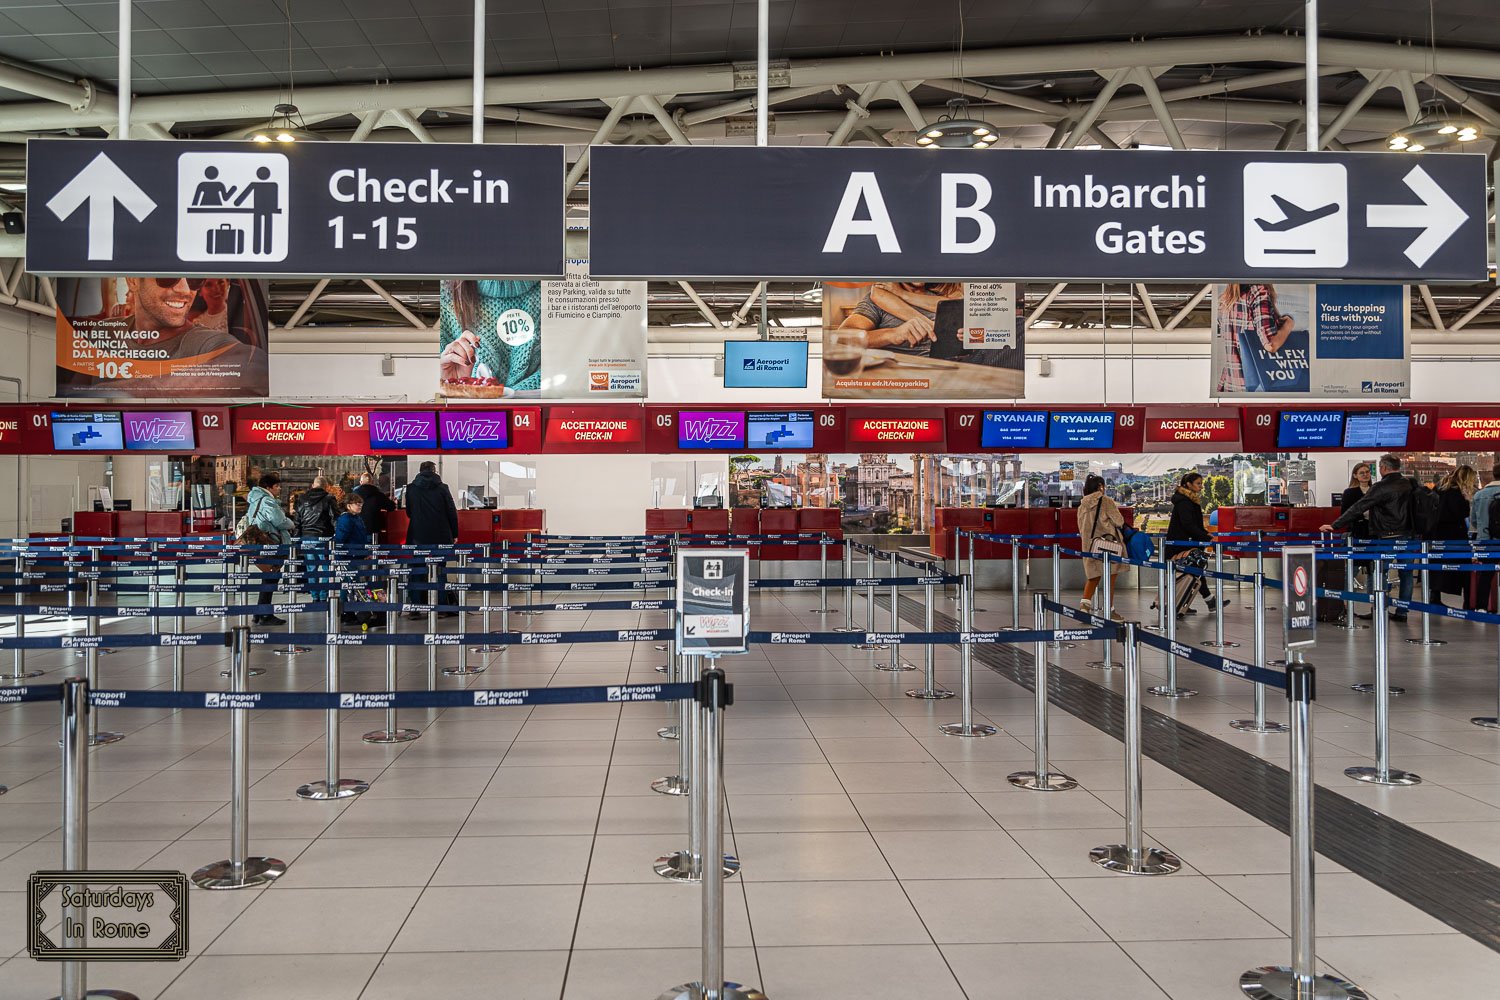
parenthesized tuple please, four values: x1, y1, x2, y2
(45, 152, 158, 261)
(1365, 165, 1468, 268)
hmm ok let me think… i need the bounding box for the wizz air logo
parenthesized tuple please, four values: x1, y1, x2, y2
(443, 416, 507, 444)
(129, 416, 192, 445)
(680, 417, 741, 443)
(371, 416, 432, 443)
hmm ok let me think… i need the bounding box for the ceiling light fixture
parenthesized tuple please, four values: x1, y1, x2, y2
(1387, 103, 1483, 152)
(916, 98, 996, 149)
(249, 0, 322, 143)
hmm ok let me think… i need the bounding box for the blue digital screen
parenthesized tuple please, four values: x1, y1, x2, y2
(1343, 412, 1410, 449)
(980, 410, 1048, 449)
(52, 411, 124, 451)
(1277, 410, 1344, 449)
(746, 411, 814, 450)
(367, 411, 438, 450)
(723, 341, 809, 388)
(1047, 411, 1115, 449)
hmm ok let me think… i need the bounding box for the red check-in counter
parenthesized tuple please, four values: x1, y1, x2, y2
(383, 508, 545, 548)
(71, 510, 201, 540)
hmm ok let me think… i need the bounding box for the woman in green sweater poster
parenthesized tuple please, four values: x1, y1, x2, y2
(438, 279, 543, 397)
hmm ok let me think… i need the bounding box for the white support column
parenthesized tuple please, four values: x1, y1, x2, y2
(118, 0, 131, 139)
(472, 0, 486, 144)
(1305, 0, 1320, 149)
(756, 0, 769, 146)
(1061, 68, 1130, 149)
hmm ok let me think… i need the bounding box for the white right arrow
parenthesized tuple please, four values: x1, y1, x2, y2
(45, 152, 158, 261)
(1365, 164, 1469, 267)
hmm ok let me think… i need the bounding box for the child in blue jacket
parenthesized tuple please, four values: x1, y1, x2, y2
(333, 495, 377, 628)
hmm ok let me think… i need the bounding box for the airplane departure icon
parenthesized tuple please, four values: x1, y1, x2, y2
(1255, 194, 1340, 232)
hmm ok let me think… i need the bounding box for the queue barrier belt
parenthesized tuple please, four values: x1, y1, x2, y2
(82, 682, 701, 711)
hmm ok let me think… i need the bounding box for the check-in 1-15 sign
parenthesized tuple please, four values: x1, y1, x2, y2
(588, 146, 1487, 282)
(24, 139, 565, 279)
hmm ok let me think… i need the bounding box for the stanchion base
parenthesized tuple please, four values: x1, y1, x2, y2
(442, 664, 487, 676)
(905, 687, 955, 700)
(1086, 660, 1123, 670)
(656, 982, 767, 1000)
(1350, 683, 1404, 695)
(191, 856, 286, 890)
(1007, 770, 1078, 792)
(853, 643, 888, 651)
(808, 608, 840, 614)
(1471, 717, 1500, 729)
(938, 722, 999, 738)
(1345, 765, 1422, 786)
(1239, 966, 1370, 1000)
(653, 642, 668, 651)
(270, 646, 312, 656)
(516, 610, 544, 617)
(1330, 622, 1370, 631)
(1404, 637, 1447, 646)
(655, 664, 670, 673)
(1090, 844, 1182, 875)
(62, 731, 126, 748)
(873, 661, 917, 672)
(1203, 640, 1242, 649)
(832, 626, 863, 633)
(658, 726, 679, 740)
(653, 850, 740, 882)
(473, 645, 507, 653)
(296, 778, 369, 800)
(363, 728, 420, 744)
(220, 667, 266, 678)
(44, 990, 140, 1000)
(0, 669, 45, 682)
(1229, 719, 1291, 734)
(651, 775, 688, 796)
(1050, 641, 1079, 649)
(1147, 686, 1198, 699)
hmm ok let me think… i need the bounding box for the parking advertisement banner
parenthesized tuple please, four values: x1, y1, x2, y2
(1210, 284, 1409, 398)
(822, 282, 1025, 400)
(438, 261, 647, 399)
(53, 276, 269, 398)
(676, 548, 750, 655)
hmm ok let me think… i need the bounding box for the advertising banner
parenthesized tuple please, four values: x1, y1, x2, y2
(822, 282, 1024, 399)
(53, 277, 269, 398)
(438, 261, 647, 399)
(1210, 284, 1409, 399)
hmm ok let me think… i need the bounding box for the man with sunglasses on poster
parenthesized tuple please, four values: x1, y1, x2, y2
(58, 275, 269, 396)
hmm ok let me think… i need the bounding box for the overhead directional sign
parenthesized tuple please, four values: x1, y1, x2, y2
(25, 139, 565, 279)
(588, 146, 1488, 282)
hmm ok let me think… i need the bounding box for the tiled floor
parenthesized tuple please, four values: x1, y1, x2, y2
(2, 574, 1499, 999)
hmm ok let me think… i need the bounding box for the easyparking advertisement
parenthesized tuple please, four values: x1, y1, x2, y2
(438, 261, 647, 400)
(1210, 284, 1409, 398)
(53, 276, 269, 398)
(821, 281, 1025, 400)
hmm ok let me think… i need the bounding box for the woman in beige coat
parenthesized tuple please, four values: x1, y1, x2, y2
(1077, 474, 1125, 620)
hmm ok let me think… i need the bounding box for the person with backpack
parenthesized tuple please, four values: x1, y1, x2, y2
(1322, 453, 1416, 622)
(404, 461, 460, 615)
(1077, 474, 1125, 620)
(294, 476, 338, 602)
(1471, 462, 1500, 612)
(240, 472, 295, 626)
(1429, 466, 1478, 608)
(333, 494, 383, 630)
(1166, 472, 1216, 617)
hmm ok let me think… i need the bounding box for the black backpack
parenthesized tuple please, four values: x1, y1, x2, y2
(1409, 482, 1441, 537)
(1487, 493, 1500, 540)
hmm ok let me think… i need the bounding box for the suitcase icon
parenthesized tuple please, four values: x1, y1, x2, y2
(206, 223, 244, 255)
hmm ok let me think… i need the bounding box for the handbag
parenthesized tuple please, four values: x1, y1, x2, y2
(1236, 326, 1310, 393)
(1088, 500, 1124, 558)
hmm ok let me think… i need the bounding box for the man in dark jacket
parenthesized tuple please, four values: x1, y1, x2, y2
(405, 461, 459, 613)
(294, 476, 338, 601)
(1323, 453, 1415, 621)
(353, 472, 396, 540)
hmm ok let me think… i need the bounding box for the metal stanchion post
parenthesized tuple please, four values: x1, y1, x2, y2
(837, 539, 857, 631)
(1148, 559, 1197, 699)
(193, 627, 286, 889)
(222, 554, 265, 679)
(296, 595, 369, 800)
(6, 553, 42, 682)
(445, 551, 483, 676)
(426, 565, 440, 691)
(939, 577, 997, 738)
(1241, 660, 1370, 1000)
(147, 541, 159, 640)
(518, 532, 542, 617)
(1006, 540, 1022, 627)
(653, 638, 690, 791)
(1346, 590, 1421, 786)
(906, 575, 954, 700)
(475, 544, 504, 654)
(1205, 543, 1240, 649)
(659, 609, 681, 734)
(1336, 551, 1368, 632)
(1351, 562, 1402, 695)
(84, 546, 114, 658)
(811, 534, 835, 614)
(656, 668, 763, 1000)
(1471, 598, 1500, 729)
(170, 562, 187, 689)
(1087, 553, 1122, 670)
(365, 568, 420, 744)
(1406, 542, 1446, 647)
(656, 660, 739, 882)
(853, 545, 884, 650)
(51, 676, 142, 1000)
(1231, 574, 1290, 734)
(1009, 593, 1077, 791)
(82, 576, 123, 746)
(1050, 542, 1074, 650)
(877, 563, 915, 672)
(1151, 536, 1169, 633)
(1091, 623, 1182, 875)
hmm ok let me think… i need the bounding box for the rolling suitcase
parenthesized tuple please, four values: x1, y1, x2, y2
(1315, 557, 1347, 623)
(207, 223, 244, 255)
(1172, 547, 1208, 617)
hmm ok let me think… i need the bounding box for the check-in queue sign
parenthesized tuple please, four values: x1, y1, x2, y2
(588, 146, 1488, 282)
(24, 139, 565, 279)
(676, 548, 750, 655)
(1282, 546, 1317, 652)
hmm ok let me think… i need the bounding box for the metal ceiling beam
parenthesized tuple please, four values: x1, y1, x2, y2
(7, 34, 1499, 134)
(1132, 67, 1186, 149)
(1317, 69, 1391, 148)
(1061, 68, 1129, 149)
